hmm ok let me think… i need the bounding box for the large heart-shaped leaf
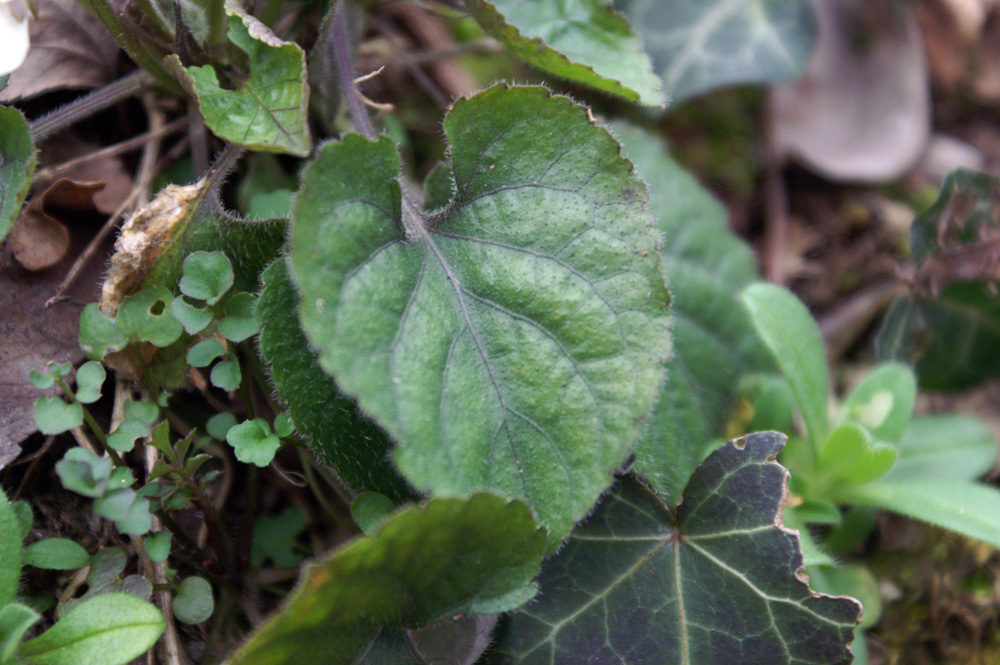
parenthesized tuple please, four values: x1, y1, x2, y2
(289, 84, 671, 548)
(615, 0, 818, 105)
(225, 494, 545, 665)
(613, 122, 771, 504)
(172, 3, 310, 156)
(0, 105, 36, 242)
(465, 0, 665, 106)
(491, 431, 861, 665)
(257, 260, 412, 501)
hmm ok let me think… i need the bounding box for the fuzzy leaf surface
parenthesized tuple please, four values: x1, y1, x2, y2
(616, 0, 817, 105)
(0, 106, 35, 242)
(178, 6, 310, 156)
(614, 122, 770, 504)
(257, 261, 411, 501)
(0, 488, 21, 607)
(289, 85, 671, 547)
(492, 432, 860, 665)
(225, 494, 545, 665)
(465, 0, 664, 106)
(883, 414, 998, 483)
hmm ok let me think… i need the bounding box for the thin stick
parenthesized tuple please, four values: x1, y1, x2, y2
(763, 94, 789, 285)
(333, 0, 377, 140)
(33, 117, 187, 183)
(29, 71, 155, 140)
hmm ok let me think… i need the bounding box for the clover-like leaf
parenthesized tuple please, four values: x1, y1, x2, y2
(175, 3, 310, 156)
(465, 0, 664, 106)
(187, 339, 226, 368)
(250, 506, 308, 568)
(107, 418, 151, 453)
(493, 432, 861, 664)
(74, 361, 106, 404)
(144, 532, 171, 564)
(171, 297, 215, 335)
(34, 397, 84, 435)
(180, 250, 235, 305)
(218, 292, 259, 342)
(0, 105, 36, 242)
(55, 448, 112, 498)
(226, 419, 280, 467)
(80, 286, 184, 358)
(210, 359, 241, 391)
(289, 85, 671, 548)
(616, 0, 818, 105)
(173, 577, 214, 625)
(614, 122, 771, 504)
(225, 494, 545, 665)
(257, 261, 412, 501)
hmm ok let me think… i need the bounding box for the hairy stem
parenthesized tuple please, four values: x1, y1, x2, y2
(332, 0, 376, 141)
(29, 71, 155, 140)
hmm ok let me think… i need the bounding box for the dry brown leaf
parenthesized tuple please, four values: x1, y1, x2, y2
(35, 134, 133, 214)
(9, 179, 105, 271)
(772, 0, 931, 182)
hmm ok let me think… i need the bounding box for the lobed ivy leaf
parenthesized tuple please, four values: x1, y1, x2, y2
(616, 0, 818, 105)
(257, 261, 412, 502)
(289, 84, 671, 548)
(0, 488, 21, 607)
(465, 0, 665, 106)
(613, 122, 771, 505)
(225, 494, 545, 665)
(172, 3, 310, 156)
(0, 105, 36, 242)
(16, 592, 164, 665)
(492, 432, 861, 665)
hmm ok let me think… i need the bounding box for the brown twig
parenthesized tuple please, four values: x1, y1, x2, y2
(763, 94, 790, 285)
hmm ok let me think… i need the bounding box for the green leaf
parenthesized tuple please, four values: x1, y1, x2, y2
(839, 363, 915, 445)
(173, 577, 214, 625)
(86, 548, 127, 592)
(144, 532, 171, 564)
(34, 398, 84, 436)
(210, 359, 242, 392)
(0, 603, 41, 663)
(218, 292, 259, 342)
(55, 448, 112, 498)
(175, 4, 310, 156)
(0, 488, 21, 608)
(257, 261, 411, 501)
(94, 489, 139, 522)
(187, 339, 226, 368)
(250, 507, 309, 568)
(113, 287, 185, 348)
(492, 432, 860, 664)
(171, 297, 215, 335)
(289, 85, 670, 548)
(613, 122, 771, 504)
(29, 370, 54, 390)
(113, 499, 152, 536)
(272, 413, 294, 439)
(0, 106, 36, 243)
(817, 423, 897, 489)
(350, 493, 394, 535)
(16, 592, 164, 665)
(107, 419, 151, 453)
(78, 305, 129, 359)
(12, 501, 33, 539)
(224, 494, 545, 665)
(180, 251, 235, 305)
(616, 0, 818, 105)
(741, 283, 830, 447)
(464, 0, 664, 106)
(206, 412, 238, 440)
(883, 414, 998, 483)
(835, 480, 1000, 550)
(22, 539, 90, 570)
(74, 362, 106, 405)
(226, 419, 280, 467)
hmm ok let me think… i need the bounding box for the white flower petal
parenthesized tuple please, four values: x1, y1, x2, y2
(0, 2, 29, 77)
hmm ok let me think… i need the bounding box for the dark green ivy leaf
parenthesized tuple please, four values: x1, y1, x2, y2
(492, 432, 861, 665)
(288, 84, 671, 549)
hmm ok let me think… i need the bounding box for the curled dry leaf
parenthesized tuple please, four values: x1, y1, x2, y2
(0, 0, 119, 101)
(35, 135, 134, 215)
(771, 0, 931, 182)
(10, 179, 108, 271)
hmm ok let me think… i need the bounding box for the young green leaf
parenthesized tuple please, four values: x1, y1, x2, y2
(224, 494, 545, 665)
(112, 498, 152, 536)
(80, 287, 184, 359)
(206, 412, 238, 440)
(617, 0, 818, 105)
(107, 419, 151, 453)
(55, 448, 112, 498)
(289, 85, 671, 548)
(218, 292, 259, 342)
(493, 432, 860, 664)
(179, 251, 234, 305)
(144, 532, 171, 564)
(172, 4, 310, 156)
(29, 369, 54, 390)
(0, 105, 36, 243)
(250, 507, 309, 568)
(834, 480, 1000, 550)
(171, 297, 214, 335)
(226, 419, 281, 467)
(0, 603, 41, 663)
(883, 414, 998, 483)
(108, 467, 134, 490)
(817, 423, 897, 489)
(741, 283, 830, 448)
(22, 539, 90, 570)
(12, 501, 32, 539)
(34, 397, 84, 435)
(187, 339, 226, 368)
(350, 493, 395, 535)
(94, 489, 139, 522)
(209, 359, 241, 392)
(464, 0, 664, 106)
(0, 488, 22, 608)
(613, 122, 771, 504)
(840, 363, 916, 445)
(73, 362, 106, 405)
(173, 577, 214, 625)
(272, 413, 294, 439)
(257, 261, 412, 501)
(16, 592, 164, 665)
